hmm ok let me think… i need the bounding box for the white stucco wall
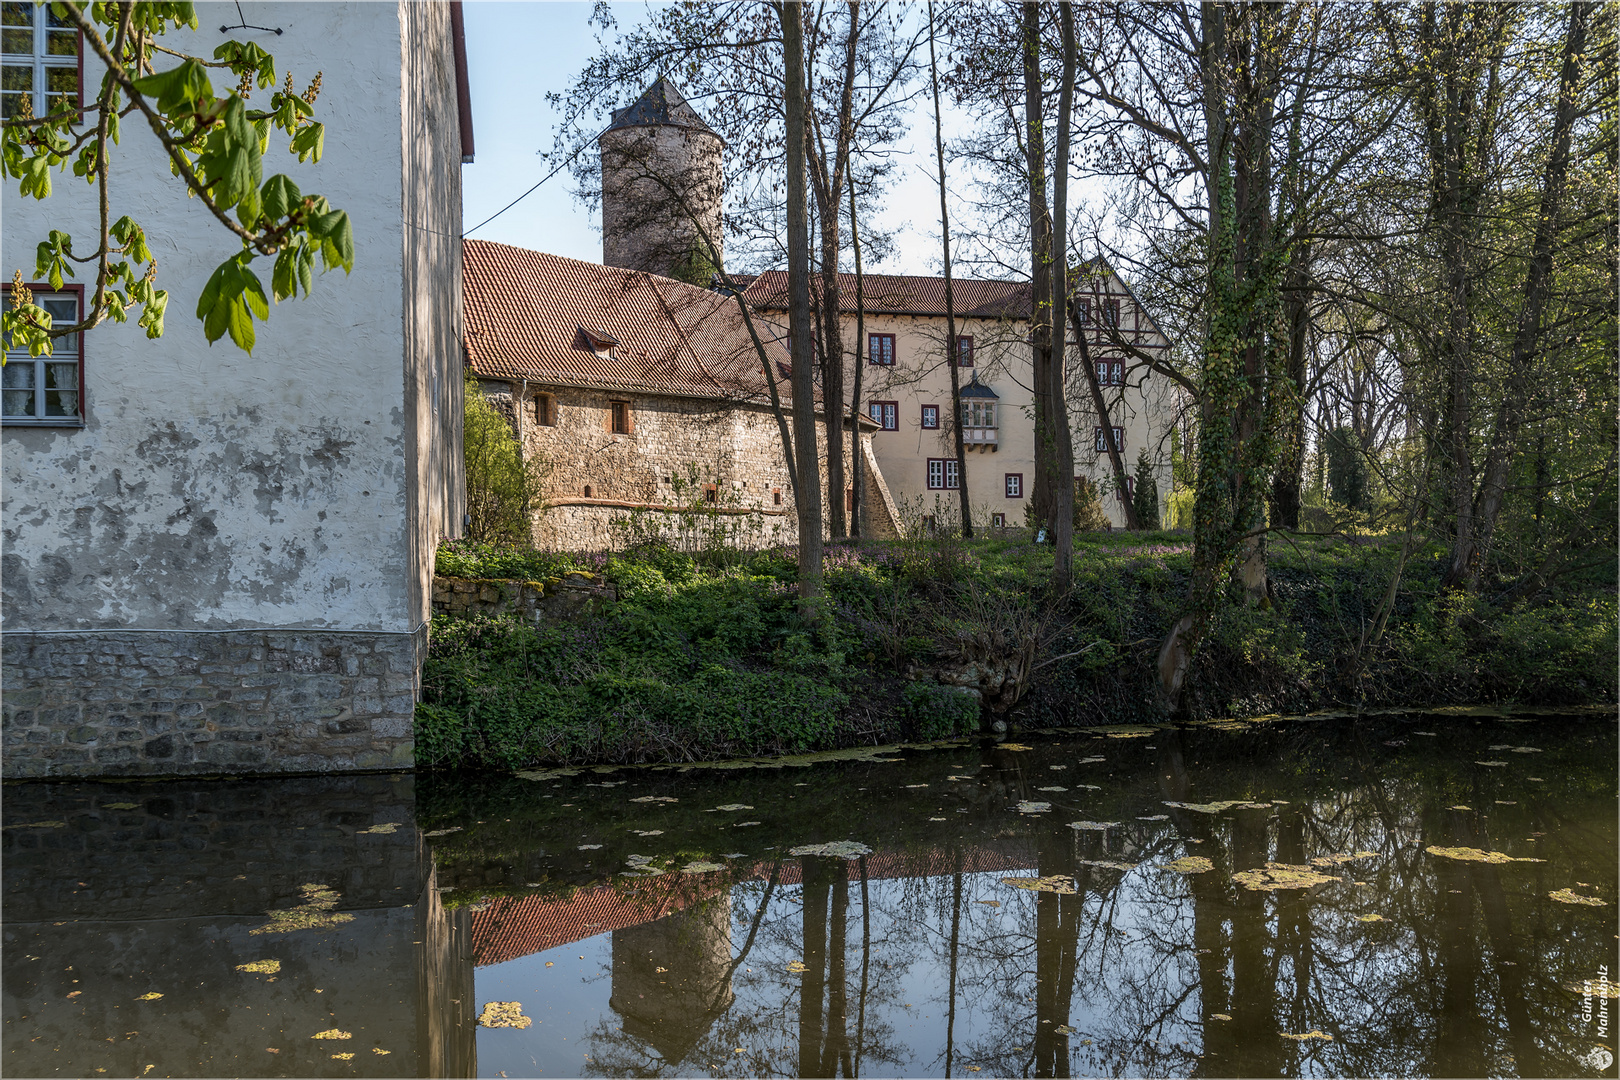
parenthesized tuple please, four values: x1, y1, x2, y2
(1, 2, 460, 633)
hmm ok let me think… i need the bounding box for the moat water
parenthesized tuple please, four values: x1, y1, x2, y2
(4, 707, 1616, 1078)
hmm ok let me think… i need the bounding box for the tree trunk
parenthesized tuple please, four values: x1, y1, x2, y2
(1073, 302, 1139, 530)
(848, 170, 868, 539)
(1023, 1, 1055, 531)
(1048, 0, 1079, 589)
(929, 0, 972, 537)
(1269, 241, 1313, 530)
(1460, 0, 1590, 589)
(782, 1, 823, 606)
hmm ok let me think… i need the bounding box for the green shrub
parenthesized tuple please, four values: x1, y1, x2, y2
(901, 681, 982, 739)
(464, 378, 546, 545)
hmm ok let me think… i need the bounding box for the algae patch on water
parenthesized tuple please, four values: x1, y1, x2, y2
(1232, 863, 1338, 891)
(789, 841, 872, 859)
(1310, 851, 1378, 867)
(236, 960, 281, 974)
(357, 822, 399, 835)
(1549, 889, 1608, 906)
(1067, 821, 1119, 831)
(1002, 875, 1079, 895)
(1164, 800, 1248, 814)
(1163, 856, 1215, 874)
(1425, 846, 1544, 864)
(251, 884, 355, 936)
(1016, 801, 1052, 813)
(477, 1001, 532, 1029)
(311, 1029, 351, 1040)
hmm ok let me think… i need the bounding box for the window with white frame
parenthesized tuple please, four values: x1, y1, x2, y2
(868, 333, 895, 366)
(868, 400, 898, 431)
(1094, 426, 1124, 455)
(1096, 359, 1124, 386)
(2, 3, 79, 120)
(959, 399, 995, 430)
(920, 403, 939, 429)
(1004, 473, 1022, 499)
(927, 457, 960, 490)
(3, 288, 81, 423)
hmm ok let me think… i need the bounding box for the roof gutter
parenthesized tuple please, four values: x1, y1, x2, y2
(449, 1, 475, 164)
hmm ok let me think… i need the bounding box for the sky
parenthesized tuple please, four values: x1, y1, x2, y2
(458, 1, 966, 277)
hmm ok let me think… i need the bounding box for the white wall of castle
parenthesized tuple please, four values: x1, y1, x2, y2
(1, 1, 464, 633)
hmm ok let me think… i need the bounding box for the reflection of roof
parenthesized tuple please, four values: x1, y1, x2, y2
(602, 78, 720, 140)
(462, 240, 785, 402)
(744, 270, 1033, 320)
(471, 876, 717, 967)
(469, 844, 1037, 968)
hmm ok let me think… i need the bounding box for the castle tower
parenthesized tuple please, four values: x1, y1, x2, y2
(598, 78, 724, 281)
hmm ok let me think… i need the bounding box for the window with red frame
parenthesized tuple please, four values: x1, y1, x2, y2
(868, 400, 898, 431)
(953, 335, 974, 367)
(926, 458, 960, 490)
(1095, 359, 1125, 386)
(868, 333, 895, 365)
(1103, 299, 1121, 328)
(1004, 473, 1023, 499)
(920, 404, 939, 429)
(3, 285, 82, 424)
(1094, 426, 1124, 455)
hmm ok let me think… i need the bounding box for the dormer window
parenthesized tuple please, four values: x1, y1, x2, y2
(579, 326, 619, 357)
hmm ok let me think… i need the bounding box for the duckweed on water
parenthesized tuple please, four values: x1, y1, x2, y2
(250, 884, 355, 935)
(1425, 846, 1545, 864)
(1549, 889, 1607, 906)
(357, 822, 399, 835)
(1067, 821, 1119, 831)
(1002, 875, 1079, 894)
(477, 1002, 532, 1029)
(1280, 1031, 1334, 1041)
(310, 1029, 351, 1040)
(1016, 801, 1052, 813)
(235, 960, 281, 975)
(1231, 863, 1338, 891)
(1077, 858, 1139, 871)
(1163, 856, 1215, 874)
(1163, 800, 1248, 814)
(1309, 852, 1379, 867)
(787, 841, 871, 859)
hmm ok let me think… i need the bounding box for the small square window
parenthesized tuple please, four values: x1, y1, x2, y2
(609, 400, 631, 434)
(1094, 426, 1124, 455)
(920, 404, 939, 430)
(868, 333, 895, 365)
(3, 285, 82, 425)
(992, 513, 1006, 528)
(869, 400, 898, 431)
(1004, 473, 1023, 499)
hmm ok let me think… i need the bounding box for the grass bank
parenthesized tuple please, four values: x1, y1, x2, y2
(415, 532, 1617, 771)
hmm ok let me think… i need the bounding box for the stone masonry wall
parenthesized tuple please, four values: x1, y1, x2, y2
(0, 628, 424, 779)
(430, 573, 617, 623)
(480, 383, 901, 550)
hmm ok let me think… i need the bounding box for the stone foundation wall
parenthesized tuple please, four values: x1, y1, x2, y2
(0, 627, 424, 779)
(430, 573, 616, 623)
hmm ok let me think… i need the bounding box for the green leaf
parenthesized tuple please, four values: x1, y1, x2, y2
(236, 179, 261, 227)
(130, 59, 213, 113)
(260, 174, 300, 221)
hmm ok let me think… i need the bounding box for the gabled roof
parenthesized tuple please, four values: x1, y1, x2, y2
(743, 270, 1033, 320)
(462, 240, 784, 402)
(602, 77, 720, 140)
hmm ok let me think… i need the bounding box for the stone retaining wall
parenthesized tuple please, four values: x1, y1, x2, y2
(431, 573, 616, 624)
(0, 627, 423, 779)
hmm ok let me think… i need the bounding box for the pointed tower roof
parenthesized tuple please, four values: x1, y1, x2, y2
(602, 77, 721, 140)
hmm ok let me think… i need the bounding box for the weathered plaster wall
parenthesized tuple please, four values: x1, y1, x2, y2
(1, 3, 464, 777)
(2, 2, 413, 631)
(401, 0, 468, 633)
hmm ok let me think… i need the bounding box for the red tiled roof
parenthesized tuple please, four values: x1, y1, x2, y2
(469, 843, 1038, 968)
(743, 270, 1033, 320)
(462, 240, 785, 401)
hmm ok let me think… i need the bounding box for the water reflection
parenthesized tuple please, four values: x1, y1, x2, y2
(3, 709, 1616, 1078)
